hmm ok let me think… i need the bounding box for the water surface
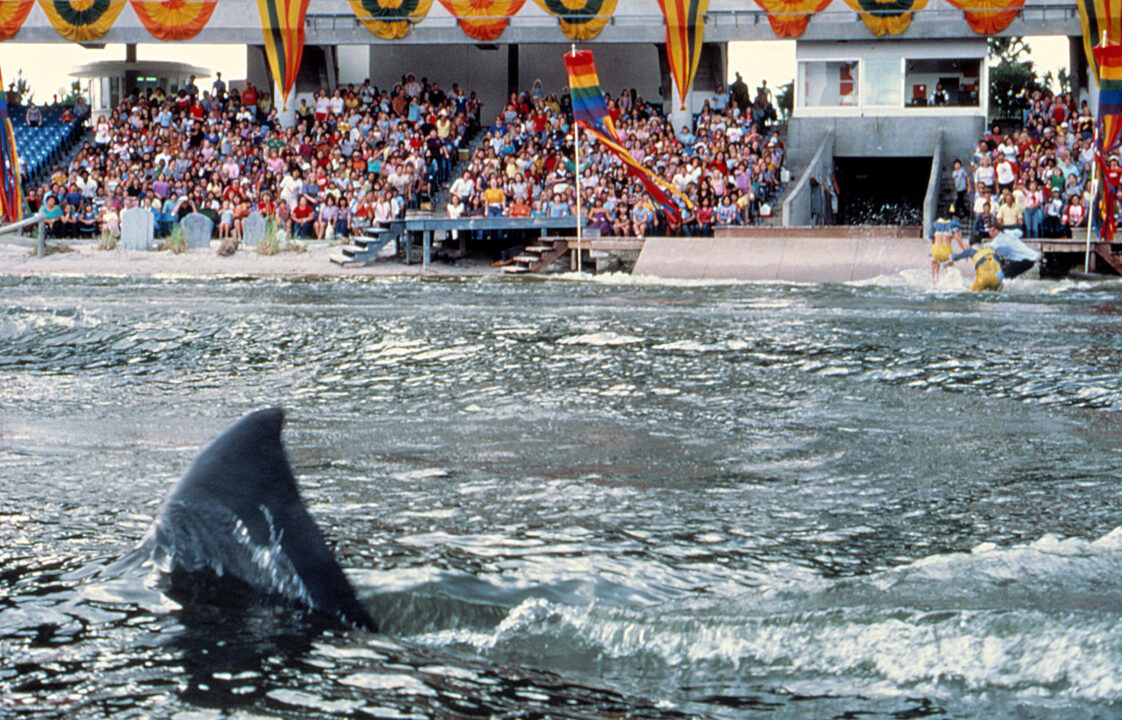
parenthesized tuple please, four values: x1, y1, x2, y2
(2, 272, 1122, 719)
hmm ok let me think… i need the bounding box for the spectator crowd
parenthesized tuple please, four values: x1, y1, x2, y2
(956, 88, 1114, 242)
(24, 70, 786, 244)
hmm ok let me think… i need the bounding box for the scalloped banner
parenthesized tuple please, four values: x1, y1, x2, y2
(437, 0, 526, 41)
(349, 0, 433, 40)
(130, 0, 217, 41)
(39, 0, 126, 42)
(0, 1, 33, 40)
(842, 0, 927, 35)
(531, 0, 617, 41)
(945, 0, 1024, 35)
(753, 0, 831, 37)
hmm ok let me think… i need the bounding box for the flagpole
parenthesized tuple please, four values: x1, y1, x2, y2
(572, 44, 583, 274)
(1086, 124, 1099, 273)
(1088, 30, 1107, 274)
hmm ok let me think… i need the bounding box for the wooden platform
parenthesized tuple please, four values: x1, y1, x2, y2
(1024, 238, 1122, 276)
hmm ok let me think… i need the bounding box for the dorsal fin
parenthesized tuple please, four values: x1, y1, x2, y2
(156, 408, 377, 631)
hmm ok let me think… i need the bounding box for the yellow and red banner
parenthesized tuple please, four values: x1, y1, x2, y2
(753, 0, 831, 37)
(349, 0, 432, 39)
(1078, 0, 1122, 87)
(945, 0, 1023, 34)
(39, 0, 126, 42)
(437, 0, 525, 41)
(656, 0, 708, 109)
(257, 0, 309, 106)
(0, 1, 33, 40)
(131, 0, 216, 40)
(841, 0, 926, 35)
(532, 0, 616, 40)
(0, 67, 22, 224)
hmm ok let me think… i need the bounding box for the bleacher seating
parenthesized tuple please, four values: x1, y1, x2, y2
(10, 107, 82, 182)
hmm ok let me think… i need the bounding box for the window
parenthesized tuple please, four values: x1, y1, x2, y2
(863, 58, 902, 107)
(904, 58, 981, 107)
(800, 60, 859, 107)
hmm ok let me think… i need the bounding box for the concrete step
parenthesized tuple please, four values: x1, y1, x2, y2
(329, 251, 358, 265)
(511, 255, 539, 264)
(340, 244, 367, 255)
(524, 245, 554, 253)
(501, 264, 529, 273)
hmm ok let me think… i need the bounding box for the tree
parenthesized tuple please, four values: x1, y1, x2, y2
(9, 68, 33, 106)
(988, 36, 1040, 120)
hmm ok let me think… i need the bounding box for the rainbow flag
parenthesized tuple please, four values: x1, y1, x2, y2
(563, 50, 614, 135)
(0, 67, 22, 224)
(564, 49, 688, 223)
(1078, 0, 1122, 86)
(656, 0, 709, 108)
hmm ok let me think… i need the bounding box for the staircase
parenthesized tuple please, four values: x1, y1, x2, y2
(328, 220, 404, 266)
(1094, 244, 1122, 275)
(501, 238, 571, 274)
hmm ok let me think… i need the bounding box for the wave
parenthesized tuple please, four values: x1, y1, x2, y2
(397, 529, 1122, 705)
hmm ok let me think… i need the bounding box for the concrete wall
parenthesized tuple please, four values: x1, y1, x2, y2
(632, 235, 930, 282)
(788, 114, 983, 171)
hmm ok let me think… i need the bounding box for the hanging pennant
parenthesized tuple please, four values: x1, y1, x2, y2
(532, 0, 617, 41)
(1077, 0, 1122, 87)
(842, 0, 927, 36)
(945, 0, 1023, 34)
(0, 67, 22, 224)
(349, 0, 432, 40)
(437, 0, 526, 41)
(753, 0, 831, 37)
(257, 0, 309, 106)
(130, 0, 217, 40)
(0, 1, 33, 41)
(39, 0, 126, 42)
(656, 0, 709, 109)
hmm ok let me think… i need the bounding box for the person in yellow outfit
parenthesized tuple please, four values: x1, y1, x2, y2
(929, 205, 966, 284)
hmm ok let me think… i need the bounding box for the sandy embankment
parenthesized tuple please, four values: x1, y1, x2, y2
(0, 238, 498, 278)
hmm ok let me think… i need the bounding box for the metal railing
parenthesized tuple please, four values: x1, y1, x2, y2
(0, 213, 48, 256)
(922, 130, 944, 242)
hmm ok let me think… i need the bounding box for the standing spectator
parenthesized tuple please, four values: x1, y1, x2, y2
(24, 102, 42, 127)
(212, 72, 226, 102)
(952, 159, 970, 220)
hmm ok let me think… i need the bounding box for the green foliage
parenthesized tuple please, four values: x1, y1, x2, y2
(162, 224, 188, 254)
(11, 69, 33, 105)
(776, 81, 793, 121)
(62, 81, 84, 105)
(987, 36, 1040, 120)
(256, 217, 282, 255)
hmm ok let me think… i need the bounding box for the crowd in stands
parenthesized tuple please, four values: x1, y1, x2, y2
(958, 89, 1110, 242)
(445, 78, 785, 237)
(25, 69, 785, 243)
(28, 73, 479, 241)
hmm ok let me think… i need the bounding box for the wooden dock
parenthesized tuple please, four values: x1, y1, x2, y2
(1024, 238, 1122, 276)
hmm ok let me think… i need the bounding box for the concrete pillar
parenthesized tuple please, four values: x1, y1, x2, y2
(125, 44, 136, 63)
(1070, 35, 1090, 108)
(278, 88, 296, 128)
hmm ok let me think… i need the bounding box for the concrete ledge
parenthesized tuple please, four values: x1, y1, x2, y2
(633, 235, 930, 282)
(714, 225, 922, 239)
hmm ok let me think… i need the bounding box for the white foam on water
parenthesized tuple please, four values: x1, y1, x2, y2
(558, 331, 644, 346)
(412, 528, 1122, 705)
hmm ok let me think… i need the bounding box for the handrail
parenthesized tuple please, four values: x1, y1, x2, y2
(0, 212, 49, 257)
(921, 130, 944, 242)
(0, 212, 45, 235)
(782, 130, 833, 227)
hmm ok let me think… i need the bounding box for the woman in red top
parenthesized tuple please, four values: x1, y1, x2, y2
(291, 196, 315, 238)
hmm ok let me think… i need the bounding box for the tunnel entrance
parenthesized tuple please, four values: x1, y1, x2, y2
(834, 156, 931, 226)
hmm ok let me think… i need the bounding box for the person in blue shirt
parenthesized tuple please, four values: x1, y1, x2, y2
(948, 224, 1041, 291)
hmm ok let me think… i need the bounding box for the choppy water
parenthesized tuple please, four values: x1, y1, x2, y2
(3, 271, 1122, 719)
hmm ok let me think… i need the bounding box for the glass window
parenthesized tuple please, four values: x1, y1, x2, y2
(904, 58, 982, 107)
(800, 61, 859, 107)
(864, 58, 901, 107)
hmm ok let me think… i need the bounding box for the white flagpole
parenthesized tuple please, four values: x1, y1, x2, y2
(1088, 31, 1108, 273)
(572, 43, 583, 273)
(1086, 123, 1099, 273)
